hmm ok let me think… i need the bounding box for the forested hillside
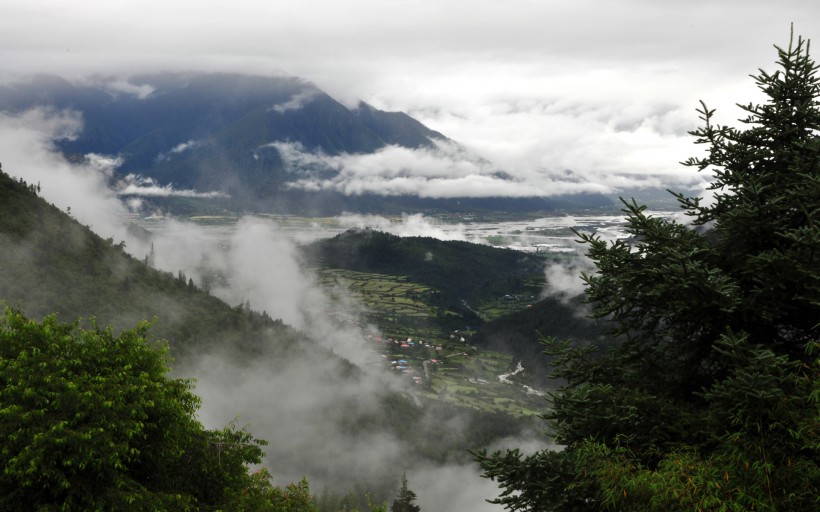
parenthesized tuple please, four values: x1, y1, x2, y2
(304, 228, 607, 385)
(0, 164, 535, 509)
(303, 228, 546, 316)
(0, 165, 309, 360)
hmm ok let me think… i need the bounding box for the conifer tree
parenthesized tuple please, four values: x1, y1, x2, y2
(476, 30, 820, 512)
(390, 474, 420, 512)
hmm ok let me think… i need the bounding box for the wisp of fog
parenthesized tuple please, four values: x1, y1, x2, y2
(0, 107, 554, 510)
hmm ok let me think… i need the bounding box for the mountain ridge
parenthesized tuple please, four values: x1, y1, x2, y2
(0, 73, 445, 190)
(0, 72, 613, 215)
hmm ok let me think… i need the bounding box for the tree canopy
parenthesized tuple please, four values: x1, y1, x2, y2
(476, 31, 820, 511)
(0, 308, 314, 511)
(390, 474, 420, 512)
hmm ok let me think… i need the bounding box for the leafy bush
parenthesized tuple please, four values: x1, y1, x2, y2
(0, 308, 282, 511)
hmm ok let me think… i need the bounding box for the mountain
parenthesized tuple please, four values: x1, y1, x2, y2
(0, 74, 441, 206)
(0, 73, 612, 215)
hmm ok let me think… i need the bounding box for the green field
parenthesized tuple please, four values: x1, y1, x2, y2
(317, 268, 440, 324)
(315, 267, 548, 416)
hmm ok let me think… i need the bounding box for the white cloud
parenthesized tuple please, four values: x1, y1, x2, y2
(170, 140, 198, 154)
(338, 213, 468, 240)
(1, 1, 815, 198)
(270, 89, 321, 113)
(274, 139, 692, 198)
(95, 78, 155, 99)
(115, 173, 228, 198)
(542, 256, 593, 304)
(155, 139, 202, 163)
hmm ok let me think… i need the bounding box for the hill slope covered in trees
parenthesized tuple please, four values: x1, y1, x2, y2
(0, 165, 539, 508)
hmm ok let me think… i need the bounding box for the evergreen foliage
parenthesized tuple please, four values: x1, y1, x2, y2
(0, 165, 312, 361)
(390, 474, 420, 512)
(475, 31, 820, 511)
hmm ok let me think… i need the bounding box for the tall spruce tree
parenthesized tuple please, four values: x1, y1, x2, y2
(390, 474, 420, 512)
(476, 31, 820, 511)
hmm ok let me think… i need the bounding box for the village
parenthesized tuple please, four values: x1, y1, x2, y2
(317, 266, 547, 416)
(363, 330, 470, 385)
(357, 327, 545, 416)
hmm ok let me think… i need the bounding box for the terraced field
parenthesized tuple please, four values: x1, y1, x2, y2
(316, 268, 450, 325)
(315, 267, 549, 416)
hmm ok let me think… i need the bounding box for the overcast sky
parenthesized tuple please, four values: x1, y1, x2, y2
(1, 0, 819, 196)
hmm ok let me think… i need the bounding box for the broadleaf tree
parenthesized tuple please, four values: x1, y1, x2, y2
(475, 31, 820, 511)
(0, 307, 313, 511)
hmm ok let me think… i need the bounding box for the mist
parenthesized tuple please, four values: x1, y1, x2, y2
(0, 107, 557, 510)
(337, 213, 468, 241)
(277, 139, 626, 198)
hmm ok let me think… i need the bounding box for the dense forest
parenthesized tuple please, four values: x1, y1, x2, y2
(475, 33, 820, 511)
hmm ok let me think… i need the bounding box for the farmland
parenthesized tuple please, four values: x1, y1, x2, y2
(315, 267, 549, 416)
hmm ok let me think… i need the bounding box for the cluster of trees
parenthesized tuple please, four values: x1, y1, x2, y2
(390, 474, 420, 512)
(0, 308, 317, 511)
(476, 32, 820, 511)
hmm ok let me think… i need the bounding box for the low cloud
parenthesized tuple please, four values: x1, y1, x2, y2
(115, 173, 228, 199)
(155, 139, 203, 163)
(270, 89, 321, 113)
(541, 255, 593, 304)
(275, 140, 617, 198)
(96, 78, 156, 99)
(169, 140, 196, 153)
(338, 213, 468, 241)
(178, 343, 406, 490)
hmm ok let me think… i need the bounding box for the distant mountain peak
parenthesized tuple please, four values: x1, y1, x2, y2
(0, 72, 612, 215)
